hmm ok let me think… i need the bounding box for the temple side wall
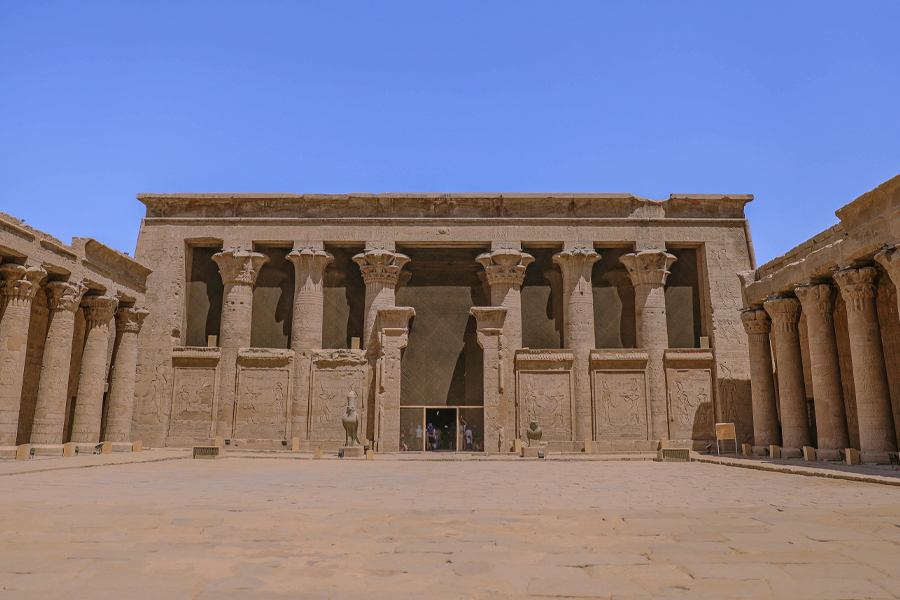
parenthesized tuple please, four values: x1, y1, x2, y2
(0, 212, 149, 449)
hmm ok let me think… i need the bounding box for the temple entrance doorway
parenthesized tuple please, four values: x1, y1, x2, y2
(425, 408, 456, 451)
(398, 406, 485, 452)
(396, 247, 487, 453)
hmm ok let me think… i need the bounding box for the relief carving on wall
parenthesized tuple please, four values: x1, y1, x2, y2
(309, 349, 367, 443)
(517, 372, 573, 442)
(235, 369, 291, 440)
(593, 373, 648, 439)
(234, 349, 294, 440)
(167, 367, 217, 439)
(590, 351, 650, 441)
(665, 365, 715, 441)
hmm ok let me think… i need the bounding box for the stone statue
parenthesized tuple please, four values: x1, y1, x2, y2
(526, 421, 543, 447)
(341, 390, 360, 447)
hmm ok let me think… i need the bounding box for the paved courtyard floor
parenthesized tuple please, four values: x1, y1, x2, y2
(1, 457, 899, 599)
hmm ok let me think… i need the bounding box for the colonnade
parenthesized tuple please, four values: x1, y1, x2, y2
(211, 244, 681, 445)
(0, 259, 148, 447)
(741, 264, 900, 460)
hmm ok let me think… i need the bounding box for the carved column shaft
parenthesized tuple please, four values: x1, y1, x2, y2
(31, 281, 86, 444)
(0, 264, 46, 446)
(373, 307, 414, 452)
(287, 248, 333, 440)
(212, 249, 268, 438)
(288, 248, 333, 351)
(875, 246, 900, 449)
(71, 295, 118, 443)
(763, 297, 811, 449)
(470, 307, 507, 451)
(741, 308, 781, 446)
(621, 250, 675, 441)
(477, 250, 532, 441)
(553, 249, 599, 442)
(834, 267, 898, 454)
(795, 284, 850, 450)
(104, 307, 149, 442)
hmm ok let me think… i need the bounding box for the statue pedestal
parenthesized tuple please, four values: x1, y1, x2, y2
(521, 445, 547, 458)
(340, 446, 364, 458)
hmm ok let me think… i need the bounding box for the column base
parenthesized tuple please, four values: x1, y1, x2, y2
(815, 448, 842, 461)
(31, 444, 65, 456)
(860, 451, 898, 465)
(780, 447, 803, 459)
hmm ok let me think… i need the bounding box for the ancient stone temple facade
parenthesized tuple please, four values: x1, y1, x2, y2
(741, 174, 900, 463)
(0, 212, 150, 450)
(133, 192, 755, 452)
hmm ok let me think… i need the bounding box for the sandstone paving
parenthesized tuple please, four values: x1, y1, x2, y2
(1, 458, 899, 599)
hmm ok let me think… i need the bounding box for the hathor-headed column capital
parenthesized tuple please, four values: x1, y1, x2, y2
(619, 249, 676, 287)
(212, 248, 269, 286)
(45, 281, 87, 312)
(115, 307, 150, 334)
(740, 307, 772, 335)
(833, 266, 879, 310)
(476, 250, 534, 287)
(0, 264, 47, 302)
(81, 295, 119, 327)
(794, 283, 836, 314)
(353, 249, 410, 286)
(287, 247, 334, 274)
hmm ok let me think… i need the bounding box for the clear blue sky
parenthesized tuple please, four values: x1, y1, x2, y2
(2, 1, 898, 265)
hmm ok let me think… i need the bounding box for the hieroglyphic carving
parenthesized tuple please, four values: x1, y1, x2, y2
(517, 371, 573, 442)
(309, 350, 367, 443)
(593, 372, 648, 439)
(167, 367, 217, 439)
(234, 369, 291, 440)
(666, 368, 715, 441)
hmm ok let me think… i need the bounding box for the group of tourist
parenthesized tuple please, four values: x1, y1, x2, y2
(399, 417, 481, 452)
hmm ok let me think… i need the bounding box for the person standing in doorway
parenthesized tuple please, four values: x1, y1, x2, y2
(426, 422, 435, 450)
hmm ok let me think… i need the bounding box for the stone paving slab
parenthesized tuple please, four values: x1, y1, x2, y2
(694, 454, 900, 486)
(0, 449, 189, 476)
(1, 458, 899, 599)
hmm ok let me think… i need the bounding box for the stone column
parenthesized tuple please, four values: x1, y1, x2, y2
(373, 306, 415, 452)
(0, 264, 46, 446)
(352, 249, 410, 352)
(620, 249, 676, 440)
(286, 248, 333, 440)
(104, 307, 150, 442)
(71, 295, 119, 443)
(794, 283, 850, 452)
(30, 281, 87, 444)
(875, 245, 900, 316)
(740, 307, 781, 447)
(470, 306, 507, 451)
(476, 250, 532, 439)
(212, 249, 269, 438)
(553, 248, 600, 442)
(833, 267, 898, 455)
(763, 297, 811, 449)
